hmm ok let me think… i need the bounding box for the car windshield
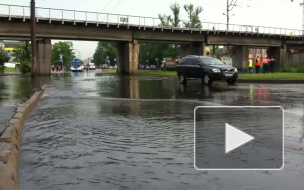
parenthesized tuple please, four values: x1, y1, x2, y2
(199, 57, 225, 65)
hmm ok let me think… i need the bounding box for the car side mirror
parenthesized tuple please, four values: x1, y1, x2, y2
(196, 63, 202, 67)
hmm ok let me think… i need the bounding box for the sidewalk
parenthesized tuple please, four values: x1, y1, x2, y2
(0, 72, 21, 76)
(237, 79, 304, 83)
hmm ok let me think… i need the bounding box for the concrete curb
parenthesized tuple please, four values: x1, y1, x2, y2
(237, 79, 304, 84)
(0, 85, 46, 190)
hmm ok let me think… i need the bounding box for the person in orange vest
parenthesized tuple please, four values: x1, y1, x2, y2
(267, 57, 271, 73)
(270, 56, 276, 73)
(217, 55, 222, 61)
(262, 57, 269, 73)
(255, 56, 261, 74)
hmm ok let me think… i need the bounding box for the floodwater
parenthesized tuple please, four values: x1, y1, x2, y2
(0, 76, 51, 133)
(18, 72, 304, 190)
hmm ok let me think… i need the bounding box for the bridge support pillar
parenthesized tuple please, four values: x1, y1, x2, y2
(231, 46, 249, 71)
(267, 47, 289, 67)
(117, 40, 139, 74)
(179, 42, 205, 57)
(36, 39, 52, 76)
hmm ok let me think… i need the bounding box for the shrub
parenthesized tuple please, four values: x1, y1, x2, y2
(0, 50, 9, 74)
(19, 60, 31, 74)
(277, 66, 297, 73)
(297, 65, 304, 73)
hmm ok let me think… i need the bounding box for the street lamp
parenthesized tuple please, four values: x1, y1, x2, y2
(58, 48, 63, 71)
(105, 55, 109, 66)
(155, 58, 159, 70)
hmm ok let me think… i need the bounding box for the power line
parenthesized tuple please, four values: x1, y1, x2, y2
(109, 0, 122, 13)
(100, 0, 111, 13)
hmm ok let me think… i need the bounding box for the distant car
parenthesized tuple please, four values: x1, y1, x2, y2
(176, 55, 238, 85)
(109, 66, 114, 69)
(149, 65, 157, 70)
(161, 59, 177, 71)
(89, 63, 96, 70)
(102, 64, 109, 69)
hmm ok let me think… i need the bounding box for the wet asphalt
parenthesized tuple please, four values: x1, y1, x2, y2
(1, 72, 303, 190)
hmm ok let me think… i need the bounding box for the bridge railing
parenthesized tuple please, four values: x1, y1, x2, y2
(0, 4, 303, 37)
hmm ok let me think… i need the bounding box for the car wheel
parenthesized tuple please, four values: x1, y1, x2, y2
(202, 74, 213, 85)
(227, 78, 237, 84)
(179, 73, 187, 84)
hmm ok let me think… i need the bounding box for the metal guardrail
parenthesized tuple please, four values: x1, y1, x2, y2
(0, 4, 303, 37)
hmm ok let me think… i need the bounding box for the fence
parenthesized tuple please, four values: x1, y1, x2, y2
(0, 4, 303, 37)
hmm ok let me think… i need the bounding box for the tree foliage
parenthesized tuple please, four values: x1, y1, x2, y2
(183, 3, 203, 28)
(93, 41, 117, 66)
(158, 2, 202, 29)
(170, 3, 181, 27)
(158, 2, 181, 28)
(0, 48, 9, 74)
(52, 41, 75, 70)
(158, 14, 172, 27)
(12, 42, 31, 74)
(139, 43, 179, 67)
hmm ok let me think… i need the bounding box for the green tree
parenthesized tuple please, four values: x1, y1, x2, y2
(183, 3, 203, 29)
(170, 2, 181, 27)
(0, 49, 9, 74)
(93, 41, 117, 67)
(158, 14, 172, 27)
(12, 42, 31, 74)
(139, 43, 179, 68)
(52, 41, 75, 70)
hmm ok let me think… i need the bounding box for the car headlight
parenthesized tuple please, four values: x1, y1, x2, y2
(234, 68, 238, 72)
(212, 69, 221, 73)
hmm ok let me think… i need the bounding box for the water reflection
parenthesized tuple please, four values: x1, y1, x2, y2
(17, 74, 304, 190)
(0, 76, 51, 132)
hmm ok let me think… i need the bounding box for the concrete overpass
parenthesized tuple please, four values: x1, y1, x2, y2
(0, 4, 303, 75)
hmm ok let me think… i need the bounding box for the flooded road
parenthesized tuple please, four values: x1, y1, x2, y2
(18, 72, 304, 190)
(0, 76, 50, 132)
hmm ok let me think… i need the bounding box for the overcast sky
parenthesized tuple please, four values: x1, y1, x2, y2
(2, 0, 303, 58)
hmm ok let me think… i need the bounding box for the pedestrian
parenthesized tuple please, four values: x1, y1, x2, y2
(51, 65, 54, 72)
(58, 65, 61, 71)
(86, 63, 89, 72)
(270, 56, 276, 73)
(267, 57, 271, 73)
(255, 56, 261, 74)
(56, 65, 58, 72)
(248, 58, 253, 74)
(262, 57, 269, 74)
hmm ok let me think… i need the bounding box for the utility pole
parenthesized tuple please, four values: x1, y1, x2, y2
(226, 0, 229, 30)
(223, 0, 237, 30)
(290, 0, 304, 30)
(300, 0, 304, 31)
(30, 0, 36, 77)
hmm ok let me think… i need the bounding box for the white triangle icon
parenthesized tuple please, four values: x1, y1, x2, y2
(225, 123, 255, 154)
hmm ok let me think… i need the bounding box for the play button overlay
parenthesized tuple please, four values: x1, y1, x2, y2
(225, 123, 255, 154)
(194, 106, 284, 170)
